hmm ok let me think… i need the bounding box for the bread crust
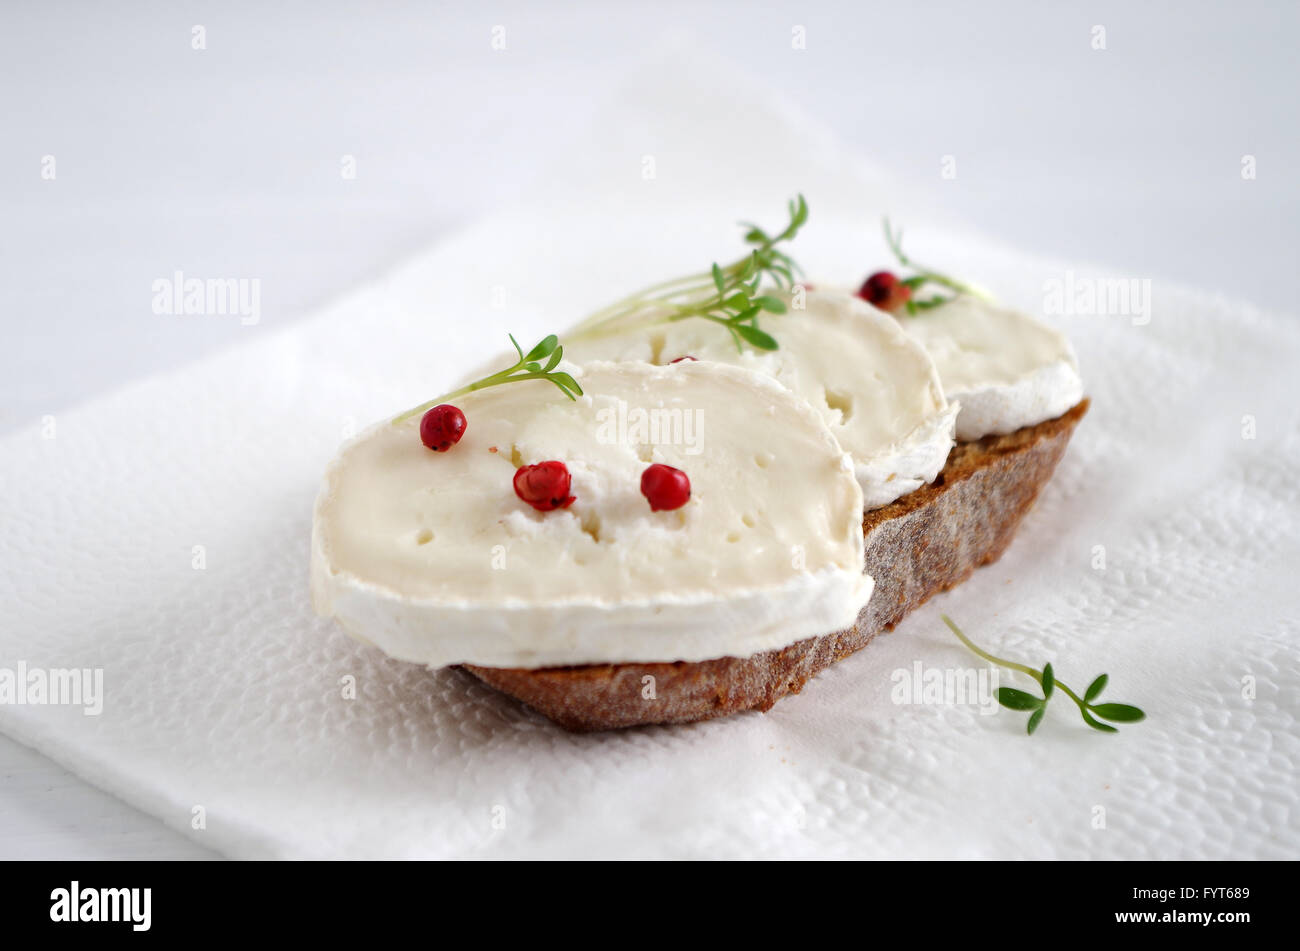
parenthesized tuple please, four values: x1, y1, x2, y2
(463, 400, 1089, 731)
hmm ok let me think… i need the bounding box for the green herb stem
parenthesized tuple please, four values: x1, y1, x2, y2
(392, 333, 582, 424)
(941, 615, 1038, 679)
(568, 195, 808, 351)
(884, 218, 993, 314)
(394, 197, 809, 420)
(941, 614, 1146, 735)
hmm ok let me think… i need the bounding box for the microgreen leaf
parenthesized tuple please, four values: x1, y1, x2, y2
(546, 371, 583, 398)
(1026, 707, 1046, 735)
(1041, 663, 1055, 700)
(738, 252, 758, 281)
(753, 295, 788, 314)
(1089, 703, 1146, 723)
(712, 263, 725, 295)
(524, 334, 558, 362)
(1084, 674, 1108, 703)
(393, 332, 582, 423)
(1081, 709, 1119, 733)
(997, 687, 1043, 712)
(734, 324, 779, 351)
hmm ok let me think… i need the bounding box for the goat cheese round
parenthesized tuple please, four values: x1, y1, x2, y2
(564, 290, 957, 510)
(311, 361, 873, 668)
(893, 296, 1084, 441)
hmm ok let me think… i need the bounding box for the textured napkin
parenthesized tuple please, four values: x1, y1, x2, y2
(2, 49, 1297, 859)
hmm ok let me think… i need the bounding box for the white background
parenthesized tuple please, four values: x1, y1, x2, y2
(1, 1, 1295, 858)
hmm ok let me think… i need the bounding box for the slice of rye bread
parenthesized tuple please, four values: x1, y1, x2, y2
(463, 399, 1089, 731)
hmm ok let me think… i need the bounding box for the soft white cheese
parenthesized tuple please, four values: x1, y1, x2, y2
(892, 296, 1084, 441)
(311, 361, 873, 668)
(563, 290, 957, 510)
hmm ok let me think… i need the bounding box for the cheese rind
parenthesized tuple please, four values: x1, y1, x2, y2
(892, 296, 1084, 440)
(563, 290, 957, 509)
(311, 361, 872, 667)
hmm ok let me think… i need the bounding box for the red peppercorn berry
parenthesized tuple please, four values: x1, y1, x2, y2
(513, 461, 576, 512)
(640, 464, 691, 512)
(858, 271, 911, 313)
(420, 404, 467, 452)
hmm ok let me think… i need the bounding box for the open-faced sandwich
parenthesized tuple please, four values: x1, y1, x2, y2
(311, 199, 1088, 730)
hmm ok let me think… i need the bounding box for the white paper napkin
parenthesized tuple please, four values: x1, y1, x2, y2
(2, 47, 1297, 859)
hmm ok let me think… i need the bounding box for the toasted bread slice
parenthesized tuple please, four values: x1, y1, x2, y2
(463, 400, 1088, 731)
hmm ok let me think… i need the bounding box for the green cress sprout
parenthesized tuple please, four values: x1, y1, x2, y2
(943, 615, 1146, 736)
